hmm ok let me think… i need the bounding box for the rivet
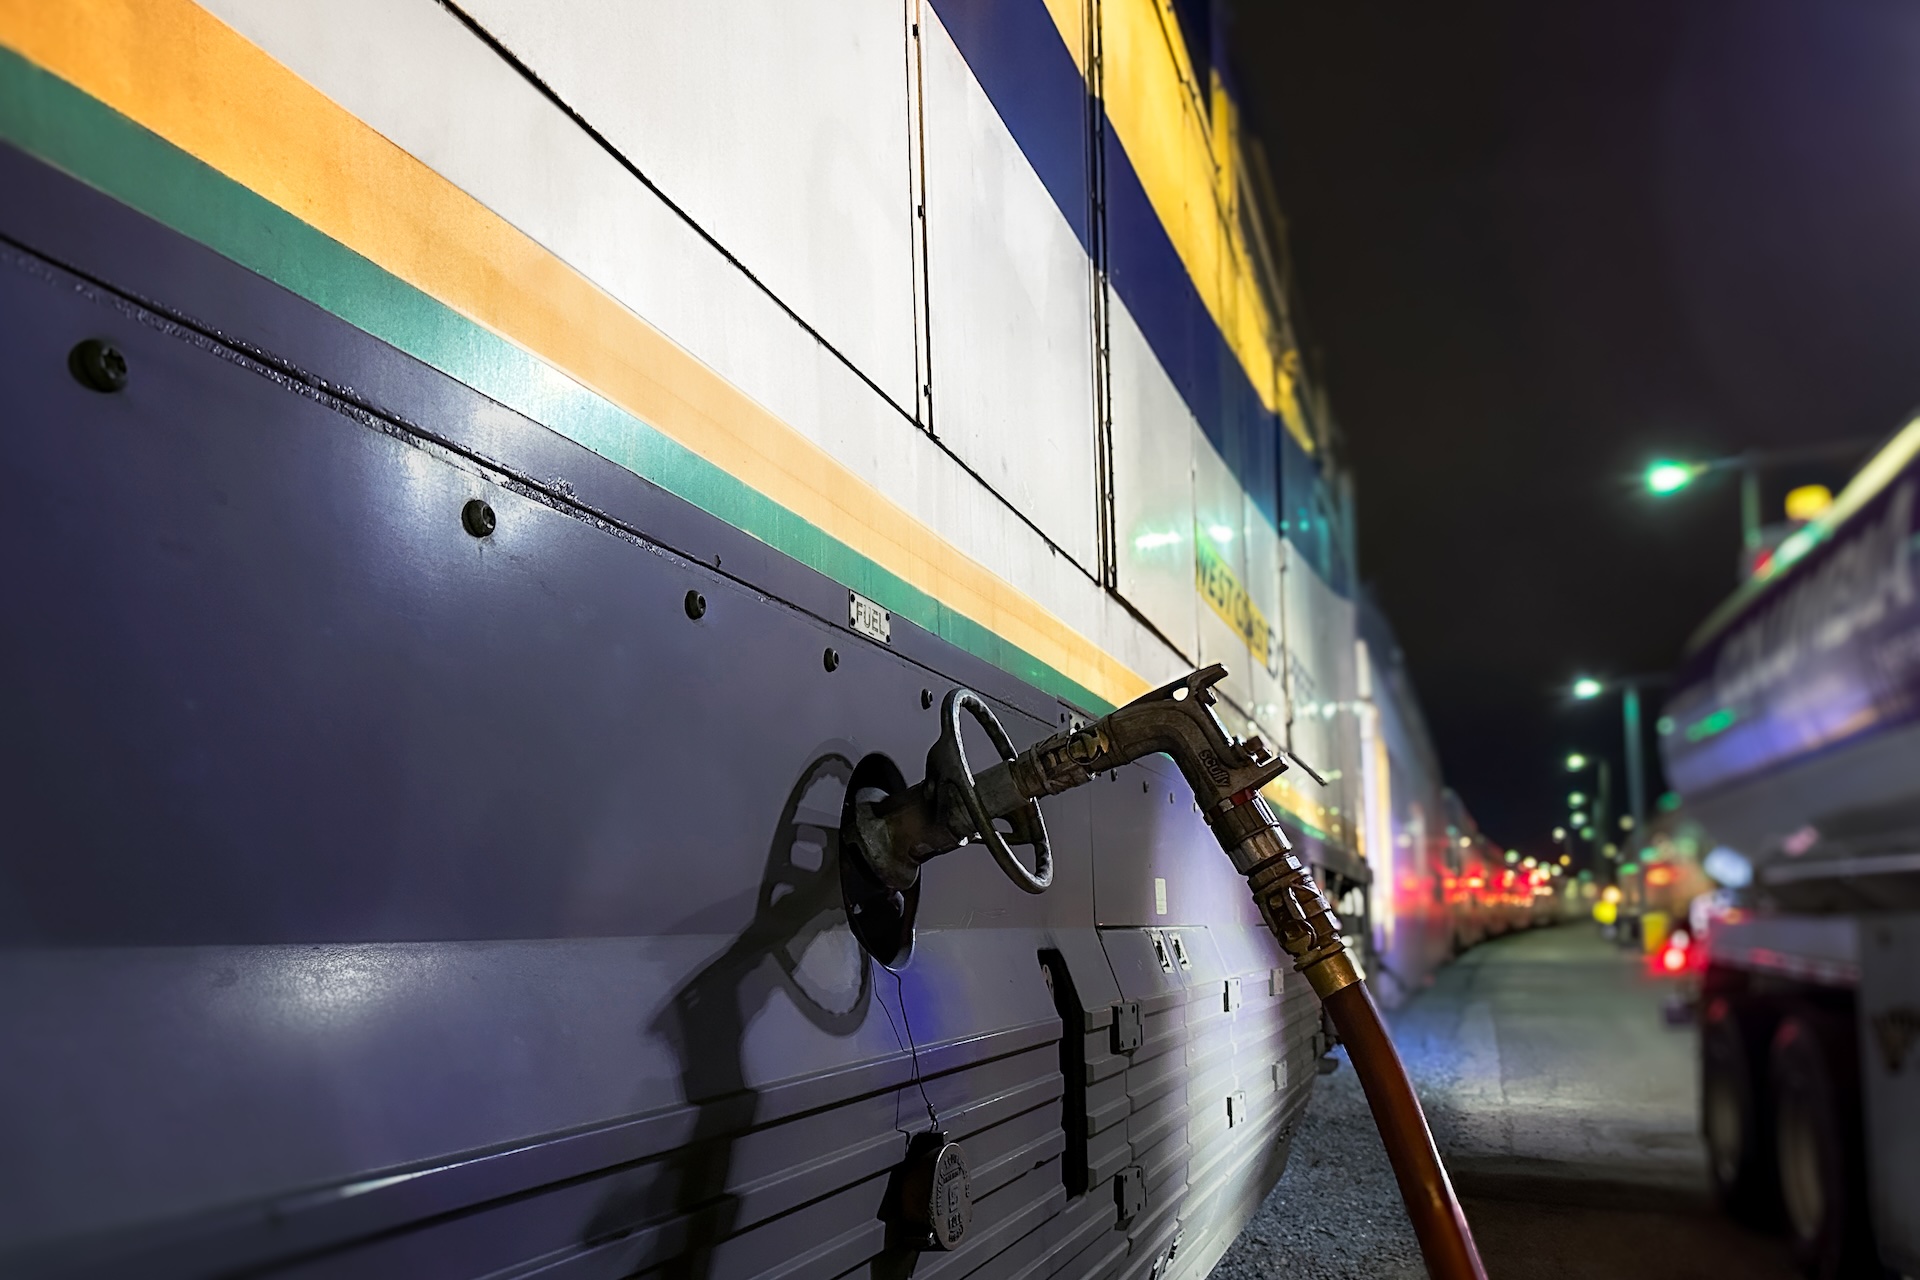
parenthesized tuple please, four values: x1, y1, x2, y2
(684, 589, 707, 620)
(921, 689, 933, 709)
(823, 647, 840, 672)
(461, 499, 496, 538)
(69, 338, 128, 393)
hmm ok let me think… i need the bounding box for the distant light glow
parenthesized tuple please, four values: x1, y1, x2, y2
(1656, 716, 1675, 736)
(1784, 484, 1833, 523)
(1568, 792, 1586, 807)
(1685, 708, 1738, 742)
(1558, 854, 1571, 866)
(1645, 460, 1701, 495)
(1565, 753, 1588, 772)
(1571, 677, 1604, 700)
(1570, 811, 1587, 827)
(1619, 815, 1635, 831)
(1504, 850, 1519, 864)
(1522, 856, 1537, 868)
(1552, 826, 1567, 842)
(1703, 846, 1752, 888)
(1582, 827, 1597, 841)
(1133, 530, 1183, 552)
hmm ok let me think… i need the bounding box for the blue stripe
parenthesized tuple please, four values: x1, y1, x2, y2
(929, 0, 1350, 594)
(929, 0, 1091, 248)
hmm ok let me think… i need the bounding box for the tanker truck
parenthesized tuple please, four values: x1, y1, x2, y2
(1662, 421, 1920, 1279)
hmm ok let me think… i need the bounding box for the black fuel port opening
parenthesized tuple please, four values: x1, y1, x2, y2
(839, 753, 919, 968)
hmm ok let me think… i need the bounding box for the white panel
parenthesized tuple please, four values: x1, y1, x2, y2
(1194, 436, 1255, 717)
(196, 0, 1195, 697)
(1108, 297, 1197, 660)
(1282, 543, 1338, 778)
(1282, 549, 1361, 847)
(448, 0, 920, 415)
(920, 6, 1100, 571)
(1244, 503, 1287, 738)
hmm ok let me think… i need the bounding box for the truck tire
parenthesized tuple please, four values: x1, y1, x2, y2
(1769, 1010, 1885, 1279)
(1702, 994, 1778, 1224)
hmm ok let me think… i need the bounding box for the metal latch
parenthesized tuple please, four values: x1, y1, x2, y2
(1111, 1000, 1143, 1053)
(1115, 1164, 1146, 1221)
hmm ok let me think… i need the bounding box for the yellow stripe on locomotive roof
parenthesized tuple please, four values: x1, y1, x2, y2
(1038, 0, 1312, 453)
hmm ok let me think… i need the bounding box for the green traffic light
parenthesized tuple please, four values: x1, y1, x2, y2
(1572, 676, 1604, 700)
(1645, 460, 1699, 495)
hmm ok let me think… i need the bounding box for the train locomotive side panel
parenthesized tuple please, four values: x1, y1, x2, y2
(0, 0, 1425, 1276)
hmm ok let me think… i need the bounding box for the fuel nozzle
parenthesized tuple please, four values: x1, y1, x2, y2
(986, 664, 1359, 1000)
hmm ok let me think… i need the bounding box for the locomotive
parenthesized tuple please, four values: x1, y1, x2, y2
(0, 2, 1517, 1276)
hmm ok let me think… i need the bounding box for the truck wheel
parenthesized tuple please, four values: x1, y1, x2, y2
(1769, 1011, 1883, 1279)
(1702, 995, 1778, 1223)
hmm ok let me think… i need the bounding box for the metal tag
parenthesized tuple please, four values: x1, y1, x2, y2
(848, 590, 891, 643)
(927, 1141, 972, 1250)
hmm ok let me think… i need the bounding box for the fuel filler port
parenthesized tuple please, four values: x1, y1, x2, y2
(839, 689, 1054, 966)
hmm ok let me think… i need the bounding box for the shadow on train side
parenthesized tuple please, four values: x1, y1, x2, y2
(581, 750, 935, 1279)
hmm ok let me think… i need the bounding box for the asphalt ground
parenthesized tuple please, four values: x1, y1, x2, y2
(1213, 923, 1798, 1280)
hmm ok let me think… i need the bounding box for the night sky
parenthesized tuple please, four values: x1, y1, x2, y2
(1229, 0, 1920, 850)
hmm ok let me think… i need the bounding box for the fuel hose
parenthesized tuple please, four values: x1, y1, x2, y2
(1321, 973, 1487, 1280)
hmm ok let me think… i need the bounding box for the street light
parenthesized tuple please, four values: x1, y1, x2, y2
(1643, 460, 1703, 495)
(1568, 791, 1586, 807)
(1567, 676, 1663, 834)
(1641, 439, 1877, 578)
(1565, 747, 1614, 876)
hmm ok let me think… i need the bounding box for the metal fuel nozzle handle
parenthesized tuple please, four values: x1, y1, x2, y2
(982, 664, 1289, 815)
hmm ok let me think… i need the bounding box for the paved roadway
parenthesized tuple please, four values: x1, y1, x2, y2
(1214, 923, 1798, 1280)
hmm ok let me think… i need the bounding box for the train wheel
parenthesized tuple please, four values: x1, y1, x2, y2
(1769, 1011, 1884, 1279)
(1701, 995, 1778, 1224)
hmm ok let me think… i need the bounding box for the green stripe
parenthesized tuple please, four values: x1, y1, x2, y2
(0, 45, 1111, 714)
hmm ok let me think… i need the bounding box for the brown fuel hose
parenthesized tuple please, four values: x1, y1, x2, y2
(1323, 977, 1488, 1280)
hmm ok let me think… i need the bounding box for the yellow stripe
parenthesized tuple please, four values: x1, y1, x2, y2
(0, 0, 1151, 711)
(1041, 0, 1313, 454)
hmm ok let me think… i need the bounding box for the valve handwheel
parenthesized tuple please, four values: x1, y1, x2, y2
(928, 690, 1052, 893)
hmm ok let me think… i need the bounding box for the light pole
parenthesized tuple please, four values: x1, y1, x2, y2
(1570, 675, 1664, 832)
(1642, 438, 1877, 580)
